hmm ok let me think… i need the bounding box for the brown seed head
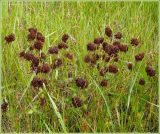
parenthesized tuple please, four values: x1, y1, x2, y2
(135, 53, 145, 61)
(5, 33, 15, 43)
(105, 26, 112, 37)
(108, 65, 118, 73)
(75, 78, 88, 89)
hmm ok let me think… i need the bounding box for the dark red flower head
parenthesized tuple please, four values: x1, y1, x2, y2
(72, 97, 82, 108)
(119, 44, 128, 52)
(52, 58, 63, 69)
(139, 78, 145, 85)
(41, 63, 51, 73)
(102, 42, 108, 51)
(36, 32, 45, 43)
(87, 42, 96, 51)
(135, 53, 145, 61)
(58, 42, 68, 49)
(5, 33, 15, 43)
(48, 46, 59, 54)
(108, 65, 118, 74)
(105, 26, 112, 37)
(65, 52, 74, 60)
(31, 77, 47, 88)
(106, 45, 119, 55)
(28, 27, 37, 34)
(114, 32, 122, 39)
(100, 79, 108, 87)
(62, 34, 69, 43)
(1, 101, 8, 112)
(34, 41, 44, 50)
(31, 56, 39, 67)
(84, 55, 91, 63)
(94, 37, 104, 44)
(131, 38, 139, 46)
(127, 62, 133, 70)
(145, 65, 155, 77)
(75, 77, 88, 89)
(23, 52, 35, 61)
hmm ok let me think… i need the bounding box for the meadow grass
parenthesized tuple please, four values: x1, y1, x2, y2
(1, 1, 159, 132)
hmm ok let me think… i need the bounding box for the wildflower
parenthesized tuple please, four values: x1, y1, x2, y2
(105, 26, 112, 37)
(135, 53, 145, 61)
(48, 46, 59, 54)
(36, 32, 45, 43)
(106, 45, 119, 55)
(28, 33, 36, 41)
(127, 62, 133, 70)
(41, 63, 51, 73)
(108, 65, 118, 73)
(28, 27, 37, 34)
(58, 42, 68, 49)
(94, 37, 104, 44)
(145, 65, 155, 77)
(65, 52, 74, 60)
(72, 97, 82, 108)
(4, 33, 15, 43)
(24, 52, 35, 61)
(62, 34, 69, 43)
(28, 28, 37, 41)
(1, 101, 8, 112)
(87, 42, 96, 51)
(139, 78, 145, 85)
(114, 32, 122, 39)
(84, 55, 91, 63)
(31, 77, 47, 88)
(31, 57, 39, 67)
(52, 58, 63, 69)
(34, 41, 44, 50)
(100, 79, 108, 87)
(131, 38, 139, 46)
(119, 44, 128, 52)
(75, 78, 88, 89)
(102, 42, 108, 51)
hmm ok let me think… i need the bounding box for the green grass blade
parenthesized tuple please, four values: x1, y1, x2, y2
(43, 84, 67, 133)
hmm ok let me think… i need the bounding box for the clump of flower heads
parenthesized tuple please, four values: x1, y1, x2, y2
(83, 25, 155, 88)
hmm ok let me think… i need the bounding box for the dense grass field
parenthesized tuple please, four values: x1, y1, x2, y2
(1, 1, 159, 133)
